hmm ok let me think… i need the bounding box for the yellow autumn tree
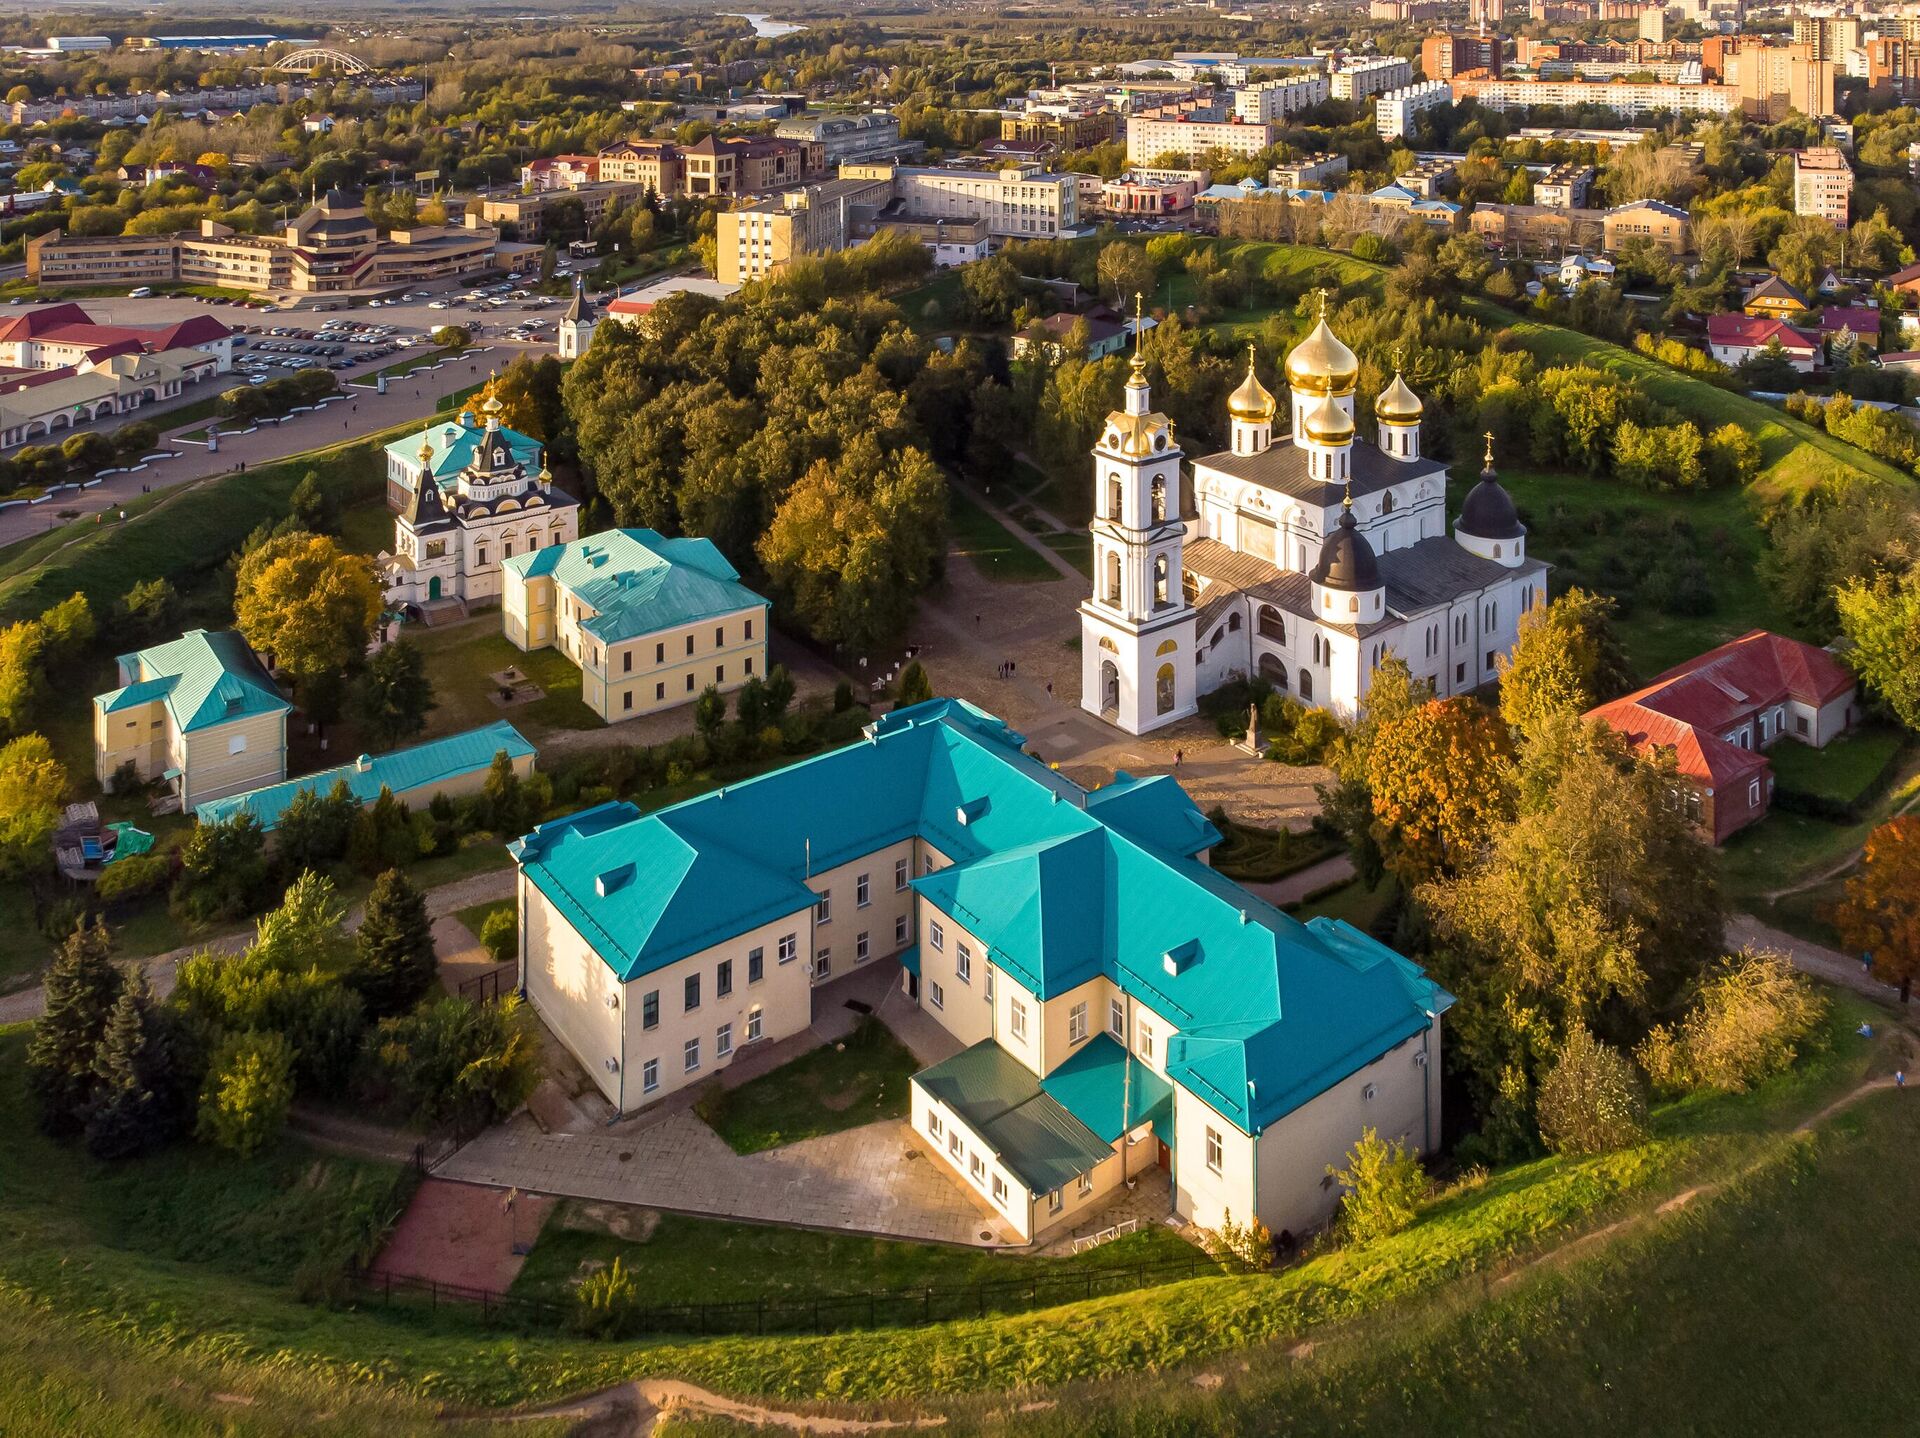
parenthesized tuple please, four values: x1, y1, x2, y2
(233, 532, 380, 699)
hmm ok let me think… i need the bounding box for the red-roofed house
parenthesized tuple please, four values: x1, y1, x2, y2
(1705, 313, 1819, 372)
(0, 302, 233, 374)
(1586, 630, 1859, 844)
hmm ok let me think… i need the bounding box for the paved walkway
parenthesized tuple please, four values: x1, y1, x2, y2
(1727, 912, 1911, 1007)
(0, 346, 526, 547)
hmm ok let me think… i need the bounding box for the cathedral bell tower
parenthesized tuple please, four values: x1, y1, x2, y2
(1079, 295, 1198, 735)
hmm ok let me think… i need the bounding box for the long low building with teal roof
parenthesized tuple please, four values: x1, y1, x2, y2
(502, 527, 769, 724)
(95, 628, 291, 811)
(194, 720, 536, 832)
(508, 698, 1452, 1246)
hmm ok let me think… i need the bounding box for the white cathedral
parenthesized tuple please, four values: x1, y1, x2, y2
(1079, 307, 1547, 733)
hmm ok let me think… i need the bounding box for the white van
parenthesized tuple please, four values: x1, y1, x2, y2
(127, 286, 153, 299)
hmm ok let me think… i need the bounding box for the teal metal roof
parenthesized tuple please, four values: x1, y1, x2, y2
(194, 721, 533, 831)
(1083, 770, 1222, 856)
(916, 1039, 1114, 1195)
(511, 699, 1453, 1134)
(98, 629, 289, 734)
(385, 415, 542, 492)
(501, 528, 768, 644)
(1040, 1033, 1174, 1147)
(898, 943, 921, 977)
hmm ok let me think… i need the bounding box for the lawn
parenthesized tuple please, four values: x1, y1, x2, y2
(1717, 761, 1920, 912)
(696, 1016, 920, 1155)
(947, 486, 1060, 584)
(405, 620, 602, 738)
(1765, 727, 1907, 809)
(0, 987, 1893, 1414)
(1495, 465, 1785, 675)
(1288, 874, 1398, 931)
(1493, 316, 1915, 501)
(509, 1204, 1205, 1309)
(1040, 530, 1093, 578)
(1003, 454, 1093, 530)
(336, 495, 397, 557)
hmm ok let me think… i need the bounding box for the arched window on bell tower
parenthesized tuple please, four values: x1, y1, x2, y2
(1108, 474, 1123, 522)
(1153, 554, 1169, 609)
(1151, 476, 1166, 523)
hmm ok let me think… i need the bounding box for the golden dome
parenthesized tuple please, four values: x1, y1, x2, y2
(1376, 371, 1424, 423)
(1285, 315, 1360, 398)
(1302, 391, 1355, 445)
(1227, 344, 1277, 422)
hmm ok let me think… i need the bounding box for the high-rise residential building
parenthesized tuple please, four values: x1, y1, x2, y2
(1469, 0, 1505, 28)
(1793, 14, 1861, 61)
(1867, 38, 1920, 102)
(1792, 146, 1853, 228)
(1421, 32, 1504, 81)
(1375, 81, 1452, 140)
(1722, 40, 1834, 120)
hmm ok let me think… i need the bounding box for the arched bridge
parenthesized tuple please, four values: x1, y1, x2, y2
(270, 47, 372, 76)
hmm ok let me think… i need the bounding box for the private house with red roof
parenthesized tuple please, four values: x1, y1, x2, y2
(1585, 631, 1858, 844)
(1705, 313, 1819, 372)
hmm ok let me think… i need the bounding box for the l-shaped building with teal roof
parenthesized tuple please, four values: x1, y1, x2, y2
(509, 699, 1452, 1245)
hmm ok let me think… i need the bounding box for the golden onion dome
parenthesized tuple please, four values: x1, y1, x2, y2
(1285, 315, 1360, 397)
(1302, 390, 1355, 445)
(1227, 344, 1277, 422)
(1376, 371, 1424, 423)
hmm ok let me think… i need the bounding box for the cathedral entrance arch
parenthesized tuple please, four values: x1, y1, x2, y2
(428, 576, 441, 600)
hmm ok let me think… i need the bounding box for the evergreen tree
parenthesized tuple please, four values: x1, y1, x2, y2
(895, 660, 934, 708)
(480, 751, 527, 834)
(348, 869, 438, 1019)
(25, 919, 122, 1137)
(350, 639, 436, 749)
(83, 972, 182, 1160)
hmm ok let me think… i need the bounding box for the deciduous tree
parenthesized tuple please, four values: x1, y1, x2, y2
(233, 532, 380, 699)
(351, 639, 435, 749)
(1835, 568, 1920, 733)
(196, 1029, 294, 1157)
(0, 732, 65, 881)
(1836, 816, 1920, 1002)
(1365, 697, 1514, 886)
(1496, 588, 1634, 737)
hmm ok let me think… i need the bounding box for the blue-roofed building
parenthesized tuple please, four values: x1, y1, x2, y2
(94, 628, 290, 811)
(193, 721, 535, 832)
(381, 392, 580, 613)
(501, 528, 769, 724)
(511, 699, 1452, 1245)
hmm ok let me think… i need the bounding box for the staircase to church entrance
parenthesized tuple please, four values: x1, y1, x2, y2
(418, 597, 469, 626)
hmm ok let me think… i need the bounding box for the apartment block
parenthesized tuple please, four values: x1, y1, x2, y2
(1375, 80, 1452, 140)
(717, 175, 894, 285)
(1533, 163, 1596, 208)
(1449, 74, 1735, 119)
(1332, 56, 1413, 101)
(1127, 107, 1278, 165)
(481, 182, 649, 243)
(1421, 32, 1504, 81)
(1723, 40, 1834, 121)
(1231, 73, 1330, 123)
(1793, 147, 1852, 228)
(1268, 152, 1349, 188)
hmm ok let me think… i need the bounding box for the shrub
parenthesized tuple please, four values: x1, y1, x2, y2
(573, 1255, 642, 1336)
(361, 995, 540, 1130)
(1536, 1024, 1649, 1156)
(1212, 1209, 1275, 1271)
(112, 421, 159, 457)
(1327, 1126, 1425, 1244)
(480, 907, 517, 965)
(347, 787, 422, 875)
(195, 1029, 295, 1157)
(94, 852, 172, 904)
(1638, 947, 1827, 1096)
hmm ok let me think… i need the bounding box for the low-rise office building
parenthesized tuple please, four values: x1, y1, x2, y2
(594, 139, 685, 195)
(481, 181, 648, 243)
(1268, 153, 1349, 189)
(777, 112, 907, 166)
(844, 162, 1080, 240)
(717, 174, 894, 285)
(1127, 108, 1277, 165)
(682, 135, 815, 197)
(1532, 163, 1596, 208)
(502, 527, 769, 724)
(1602, 197, 1690, 252)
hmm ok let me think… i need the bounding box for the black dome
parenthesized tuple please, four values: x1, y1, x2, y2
(1457, 469, 1523, 541)
(1309, 507, 1380, 592)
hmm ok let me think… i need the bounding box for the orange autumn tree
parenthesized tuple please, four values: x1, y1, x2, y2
(1836, 816, 1920, 1003)
(1365, 696, 1515, 886)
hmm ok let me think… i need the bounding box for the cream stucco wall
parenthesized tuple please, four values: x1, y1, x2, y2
(95, 697, 168, 791)
(522, 875, 816, 1111)
(1173, 1014, 1441, 1238)
(803, 838, 917, 984)
(918, 906, 997, 1048)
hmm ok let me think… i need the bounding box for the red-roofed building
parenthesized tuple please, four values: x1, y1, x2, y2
(1586, 630, 1858, 843)
(0, 301, 234, 373)
(1705, 313, 1819, 371)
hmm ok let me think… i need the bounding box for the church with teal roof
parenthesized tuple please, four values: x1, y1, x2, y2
(511, 699, 1452, 1244)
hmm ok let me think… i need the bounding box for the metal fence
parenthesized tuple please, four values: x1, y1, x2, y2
(358, 1248, 1231, 1337)
(457, 962, 516, 1006)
